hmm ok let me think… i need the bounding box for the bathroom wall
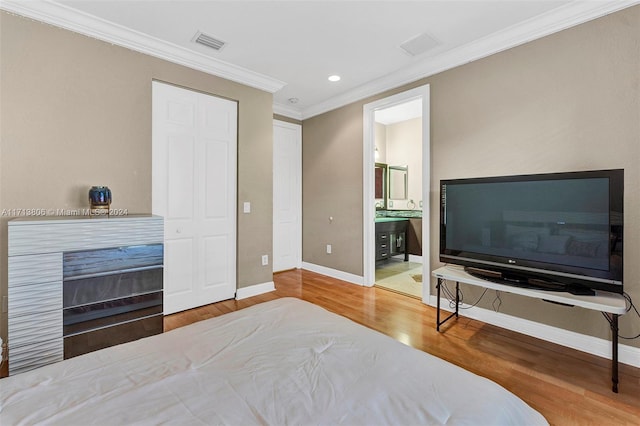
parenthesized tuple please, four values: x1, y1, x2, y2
(374, 122, 387, 162)
(385, 117, 422, 210)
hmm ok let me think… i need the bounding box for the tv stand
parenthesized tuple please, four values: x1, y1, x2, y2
(432, 265, 627, 392)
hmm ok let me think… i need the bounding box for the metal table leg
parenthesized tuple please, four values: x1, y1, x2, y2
(436, 278, 459, 332)
(610, 313, 619, 393)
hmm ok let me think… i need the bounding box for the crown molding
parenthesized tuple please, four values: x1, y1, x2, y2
(0, 0, 286, 94)
(300, 0, 640, 120)
(273, 102, 303, 120)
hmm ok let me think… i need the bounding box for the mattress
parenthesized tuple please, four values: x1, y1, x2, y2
(0, 297, 547, 425)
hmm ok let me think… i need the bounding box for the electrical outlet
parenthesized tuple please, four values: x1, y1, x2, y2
(261, 255, 269, 266)
(243, 202, 251, 213)
(326, 244, 332, 254)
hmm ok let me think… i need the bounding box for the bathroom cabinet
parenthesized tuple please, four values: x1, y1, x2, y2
(375, 219, 408, 261)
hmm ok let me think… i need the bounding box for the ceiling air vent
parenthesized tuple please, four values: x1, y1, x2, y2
(400, 32, 440, 57)
(193, 31, 226, 51)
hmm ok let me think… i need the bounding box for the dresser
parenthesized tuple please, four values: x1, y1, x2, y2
(7, 215, 164, 375)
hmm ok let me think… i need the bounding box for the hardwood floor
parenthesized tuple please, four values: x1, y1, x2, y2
(165, 269, 640, 426)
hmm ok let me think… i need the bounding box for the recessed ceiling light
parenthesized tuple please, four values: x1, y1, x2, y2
(328, 75, 341, 82)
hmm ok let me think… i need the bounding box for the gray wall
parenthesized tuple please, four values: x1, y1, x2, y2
(303, 102, 365, 274)
(0, 12, 274, 341)
(302, 5, 640, 347)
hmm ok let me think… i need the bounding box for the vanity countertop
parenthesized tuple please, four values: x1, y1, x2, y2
(375, 217, 409, 223)
(376, 210, 422, 219)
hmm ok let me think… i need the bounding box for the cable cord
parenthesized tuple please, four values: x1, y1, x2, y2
(600, 292, 640, 340)
(618, 292, 639, 340)
(492, 290, 502, 312)
(442, 281, 489, 310)
(441, 281, 459, 309)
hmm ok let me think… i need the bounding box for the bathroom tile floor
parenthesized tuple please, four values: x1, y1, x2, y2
(375, 258, 423, 298)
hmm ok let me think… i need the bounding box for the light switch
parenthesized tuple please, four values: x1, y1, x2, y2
(243, 202, 251, 213)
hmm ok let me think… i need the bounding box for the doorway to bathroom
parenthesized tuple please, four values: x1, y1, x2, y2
(362, 85, 430, 302)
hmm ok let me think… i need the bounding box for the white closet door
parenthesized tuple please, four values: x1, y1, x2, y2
(273, 120, 301, 272)
(152, 81, 237, 314)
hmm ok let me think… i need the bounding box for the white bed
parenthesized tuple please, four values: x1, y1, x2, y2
(1, 298, 547, 425)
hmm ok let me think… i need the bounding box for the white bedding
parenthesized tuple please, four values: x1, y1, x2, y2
(0, 298, 547, 425)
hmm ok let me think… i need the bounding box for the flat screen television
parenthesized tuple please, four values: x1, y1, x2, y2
(440, 169, 623, 295)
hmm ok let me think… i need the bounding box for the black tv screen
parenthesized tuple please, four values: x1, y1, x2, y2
(440, 169, 623, 294)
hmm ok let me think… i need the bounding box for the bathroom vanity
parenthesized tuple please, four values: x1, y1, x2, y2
(375, 218, 408, 262)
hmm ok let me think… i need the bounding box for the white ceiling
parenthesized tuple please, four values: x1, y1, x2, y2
(3, 1, 638, 119)
(375, 99, 422, 125)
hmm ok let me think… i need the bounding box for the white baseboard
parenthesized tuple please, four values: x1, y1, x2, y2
(428, 295, 640, 368)
(235, 281, 275, 300)
(301, 262, 364, 286)
(408, 254, 423, 263)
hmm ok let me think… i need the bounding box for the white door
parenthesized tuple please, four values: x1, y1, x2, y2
(273, 120, 301, 272)
(152, 81, 237, 314)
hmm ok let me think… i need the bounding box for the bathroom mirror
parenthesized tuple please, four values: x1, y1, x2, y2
(389, 165, 408, 200)
(375, 162, 387, 209)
